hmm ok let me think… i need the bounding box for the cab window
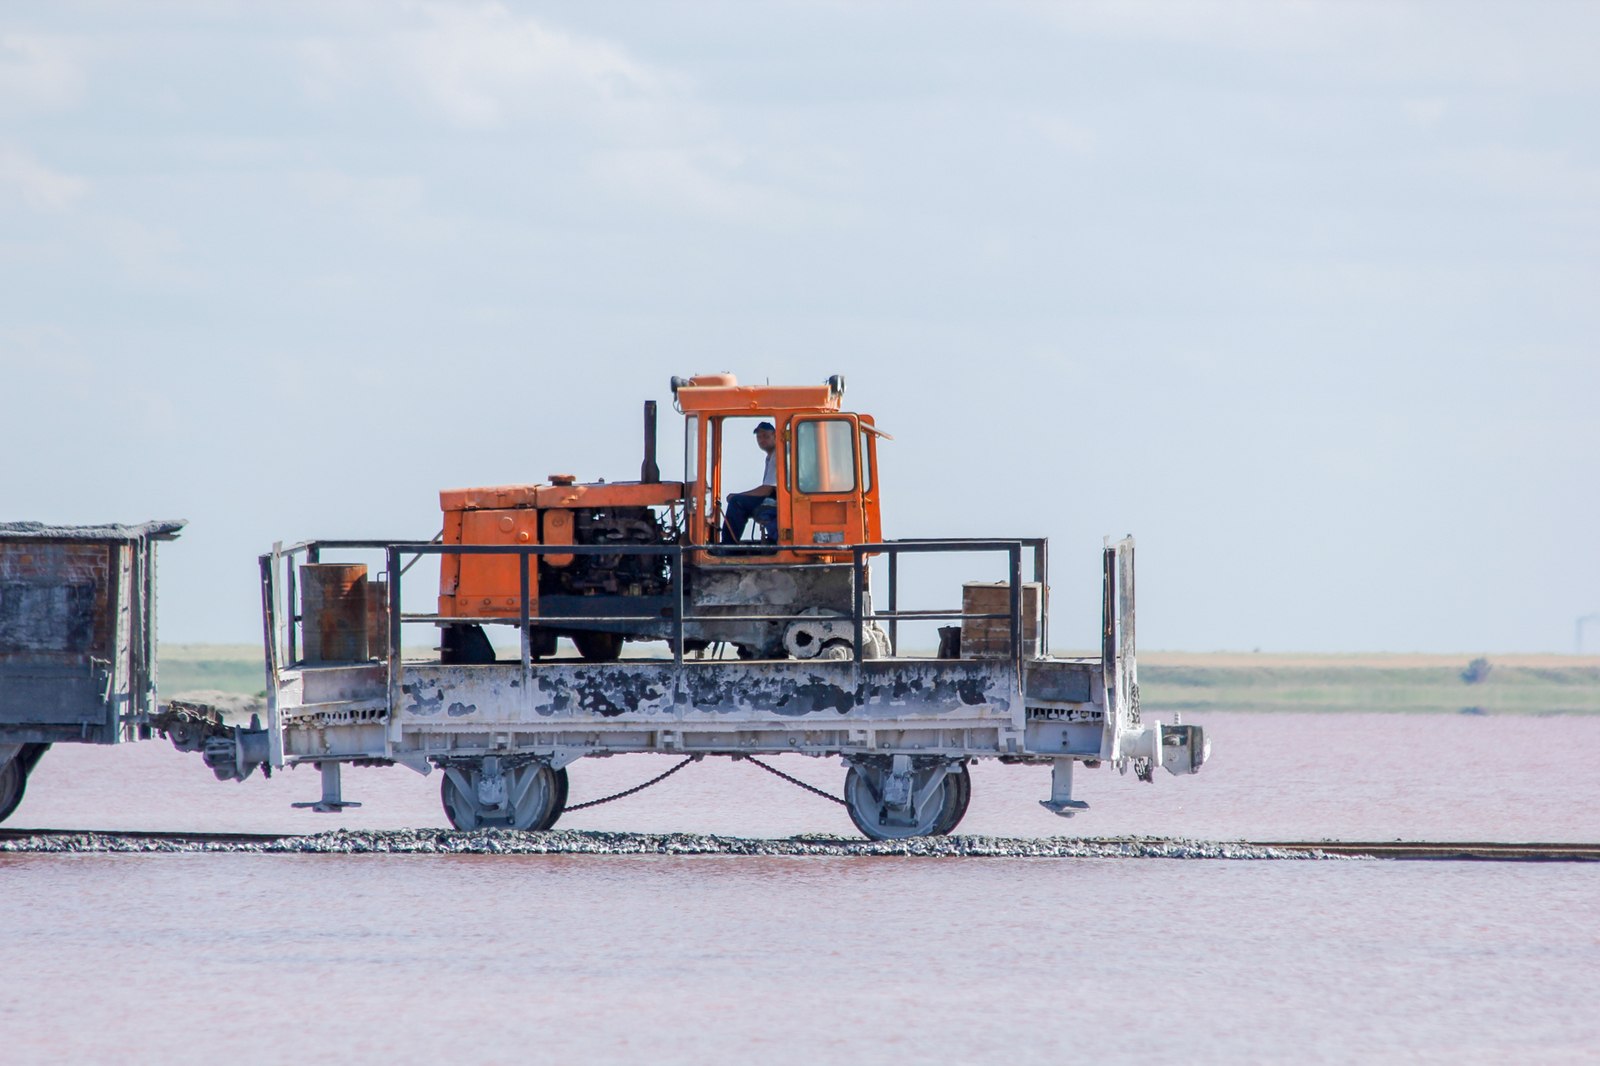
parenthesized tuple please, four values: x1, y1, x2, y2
(795, 419, 856, 494)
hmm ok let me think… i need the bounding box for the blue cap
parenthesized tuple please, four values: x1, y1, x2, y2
(754, 421, 775, 432)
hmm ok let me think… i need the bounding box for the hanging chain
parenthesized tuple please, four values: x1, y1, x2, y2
(564, 756, 698, 811)
(742, 756, 847, 806)
(559, 753, 848, 813)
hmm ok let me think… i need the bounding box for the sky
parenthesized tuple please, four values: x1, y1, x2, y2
(2, 1, 1597, 652)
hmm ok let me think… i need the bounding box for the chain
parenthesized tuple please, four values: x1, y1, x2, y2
(560, 753, 848, 813)
(742, 756, 847, 806)
(564, 756, 698, 811)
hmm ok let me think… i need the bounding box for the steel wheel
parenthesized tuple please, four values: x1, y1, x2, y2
(934, 763, 971, 835)
(440, 762, 567, 831)
(844, 759, 968, 840)
(0, 756, 26, 824)
(545, 766, 569, 830)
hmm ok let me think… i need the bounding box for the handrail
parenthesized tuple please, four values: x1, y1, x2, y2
(262, 537, 1044, 693)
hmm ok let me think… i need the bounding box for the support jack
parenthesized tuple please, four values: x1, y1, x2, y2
(1039, 758, 1089, 818)
(292, 761, 362, 813)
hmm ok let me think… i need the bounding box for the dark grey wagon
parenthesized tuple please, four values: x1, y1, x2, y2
(0, 520, 185, 822)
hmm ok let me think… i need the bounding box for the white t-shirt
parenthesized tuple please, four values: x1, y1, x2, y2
(762, 450, 777, 488)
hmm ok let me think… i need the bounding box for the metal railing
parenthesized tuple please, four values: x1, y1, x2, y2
(259, 537, 1048, 715)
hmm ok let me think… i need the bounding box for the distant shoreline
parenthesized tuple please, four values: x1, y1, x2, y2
(154, 645, 1600, 716)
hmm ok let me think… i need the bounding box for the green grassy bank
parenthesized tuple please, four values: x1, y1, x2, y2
(159, 644, 268, 697)
(1133, 653, 1600, 715)
(157, 644, 435, 697)
(155, 645, 1600, 714)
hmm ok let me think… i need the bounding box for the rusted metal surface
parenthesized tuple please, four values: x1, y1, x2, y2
(299, 564, 369, 662)
(961, 582, 1041, 658)
(394, 658, 1018, 724)
(689, 563, 853, 655)
(0, 520, 184, 748)
(365, 576, 389, 659)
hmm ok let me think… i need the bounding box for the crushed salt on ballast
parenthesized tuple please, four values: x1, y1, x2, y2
(0, 829, 1357, 859)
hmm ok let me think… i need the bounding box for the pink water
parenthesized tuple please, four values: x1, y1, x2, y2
(5, 713, 1600, 1064)
(8, 712, 1600, 841)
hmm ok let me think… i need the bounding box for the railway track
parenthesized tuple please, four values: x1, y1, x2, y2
(0, 827, 291, 846)
(3, 827, 1598, 860)
(1251, 840, 1600, 862)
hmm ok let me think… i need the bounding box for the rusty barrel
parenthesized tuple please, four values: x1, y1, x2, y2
(365, 576, 389, 660)
(961, 581, 1041, 659)
(300, 564, 369, 663)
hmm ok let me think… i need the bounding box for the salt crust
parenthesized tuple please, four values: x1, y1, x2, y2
(0, 829, 1357, 860)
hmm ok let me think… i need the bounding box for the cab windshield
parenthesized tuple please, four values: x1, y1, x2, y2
(795, 419, 856, 494)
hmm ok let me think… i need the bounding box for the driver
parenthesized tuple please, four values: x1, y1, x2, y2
(722, 421, 778, 543)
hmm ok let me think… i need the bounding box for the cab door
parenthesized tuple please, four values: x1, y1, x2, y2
(786, 414, 866, 552)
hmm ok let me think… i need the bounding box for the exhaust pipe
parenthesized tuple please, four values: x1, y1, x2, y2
(641, 400, 660, 484)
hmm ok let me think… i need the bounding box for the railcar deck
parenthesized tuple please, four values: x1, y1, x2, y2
(161, 534, 1210, 839)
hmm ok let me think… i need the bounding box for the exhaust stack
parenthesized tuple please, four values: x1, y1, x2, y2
(641, 400, 660, 484)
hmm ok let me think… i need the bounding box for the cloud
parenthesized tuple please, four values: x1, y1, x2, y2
(0, 32, 85, 114)
(0, 143, 88, 211)
(295, 3, 816, 225)
(395, 2, 676, 131)
(1032, 0, 1401, 55)
(1027, 0, 1600, 91)
(101, 217, 190, 288)
(288, 168, 458, 243)
(591, 147, 813, 228)
(299, 1, 691, 136)
(1403, 97, 1448, 126)
(1451, 143, 1600, 205)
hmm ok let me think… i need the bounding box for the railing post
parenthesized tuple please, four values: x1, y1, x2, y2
(888, 548, 898, 657)
(283, 544, 297, 666)
(1009, 543, 1022, 674)
(258, 553, 283, 768)
(387, 546, 402, 746)
(672, 545, 685, 667)
(1102, 542, 1117, 725)
(1032, 539, 1048, 657)
(519, 550, 531, 699)
(852, 547, 865, 663)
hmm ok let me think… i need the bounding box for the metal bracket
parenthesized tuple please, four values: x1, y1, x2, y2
(291, 761, 362, 813)
(1039, 758, 1089, 817)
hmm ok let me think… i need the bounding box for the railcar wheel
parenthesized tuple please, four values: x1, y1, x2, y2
(573, 631, 624, 662)
(0, 756, 26, 824)
(933, 763, 971, 835)
(844, 758, 968, 840)
(440, 762, 567, 831)
(545, 766, 569, 830)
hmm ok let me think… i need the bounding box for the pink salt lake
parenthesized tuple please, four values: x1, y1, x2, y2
(4, 712, 1598, 1064)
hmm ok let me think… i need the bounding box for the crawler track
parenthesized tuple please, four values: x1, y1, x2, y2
(3, 827, 1598, 860)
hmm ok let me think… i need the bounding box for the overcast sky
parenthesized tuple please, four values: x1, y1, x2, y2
(2, 1, 1597, 652)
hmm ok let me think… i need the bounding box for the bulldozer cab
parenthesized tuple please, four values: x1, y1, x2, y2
(675, 374, 883, 564)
